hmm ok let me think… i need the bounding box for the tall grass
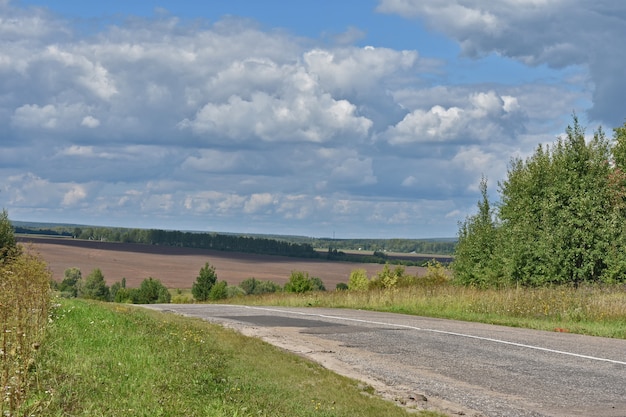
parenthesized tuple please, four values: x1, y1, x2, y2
(0, 250, 51, 415)
(234, 283, 626, 338)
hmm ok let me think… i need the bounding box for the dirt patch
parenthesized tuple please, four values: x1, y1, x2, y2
(19, 237, 425, 289)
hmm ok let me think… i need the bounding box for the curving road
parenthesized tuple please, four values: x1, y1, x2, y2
(144, 304, 626, 417)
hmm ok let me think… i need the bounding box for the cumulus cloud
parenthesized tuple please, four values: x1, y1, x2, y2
(0, 1, 600, 237)
(382, 90, 525, 144)
(377, 0, 626, 125)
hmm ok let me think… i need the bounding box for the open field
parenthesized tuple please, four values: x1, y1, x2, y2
(19, 236, 426, 289)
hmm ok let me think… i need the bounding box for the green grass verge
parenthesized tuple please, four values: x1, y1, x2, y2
(27, 299, 441, 417)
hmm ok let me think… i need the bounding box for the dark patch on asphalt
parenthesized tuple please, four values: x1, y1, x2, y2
(218, 315, 347, 328)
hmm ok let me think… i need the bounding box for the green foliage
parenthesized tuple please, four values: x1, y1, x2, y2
(0, 209, 20, 262)
(336, 282, 349, 290)
(192, 262, 217, 301)
(58, 267, 82, 297)
(29, 299, 418, 417)
(79, 268, 110, 301)
(284, 271, 324, 293)
(370, 264, 406, 290)
(239, 277, 281, 295)
(451, 176, 501, 287)
(454, 116, 626, 287)
(136, 277, 171, 304)
(421, 260, 450, 286)
(348, 268, 369, 291)
(208, 280, 228, 300)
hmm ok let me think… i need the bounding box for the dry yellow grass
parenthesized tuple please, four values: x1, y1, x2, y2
(1, 248, 51, 415)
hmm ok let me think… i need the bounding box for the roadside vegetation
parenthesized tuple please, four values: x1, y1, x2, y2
(454, 117, 626, 287)
(26, 299, 438, 417)
(227, 261, 626, 339)
(0, 210, 51, 416)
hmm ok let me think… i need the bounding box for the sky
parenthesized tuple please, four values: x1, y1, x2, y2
(1, 0, 625, 239)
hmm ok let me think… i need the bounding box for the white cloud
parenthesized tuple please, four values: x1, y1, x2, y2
(243, 193, 276, 214)
(81, 115, 100, 128)
(382, 90, 525, 144)
(62, 185, 87, 206)
(377, 0, 626, 125)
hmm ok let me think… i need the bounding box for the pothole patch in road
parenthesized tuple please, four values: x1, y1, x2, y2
(218, 315, 346, 328)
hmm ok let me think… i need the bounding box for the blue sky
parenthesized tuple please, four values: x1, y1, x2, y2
(2, 0, 624, 238)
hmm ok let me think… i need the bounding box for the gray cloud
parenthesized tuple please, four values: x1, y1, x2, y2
(377, 0, 626, 126)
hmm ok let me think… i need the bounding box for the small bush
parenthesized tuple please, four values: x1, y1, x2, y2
(284, 271, 325, 293)
(348, 269, 369, 291)
(79, 268, 110, 301)
(421, 260, 450, 286)
(192, 262, 217, 301)
(58, 267, 82, 297)
(137, 277, 171, 304)
(239, 277, 283, 295)
(370, 264, 404, 290)
(209, 280, 228, 300)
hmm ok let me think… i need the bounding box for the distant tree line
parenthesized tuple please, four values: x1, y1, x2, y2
(13, 223, 455, 264)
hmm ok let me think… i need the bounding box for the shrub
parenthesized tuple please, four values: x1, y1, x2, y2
(136, 277, 171, 304)
(336, 282, 349, 291)
(192, 262, 217, 301)
(114, 287, 133, 303)
(284, 271, 322, 293)
(239, 278, 282, 295)
(58, 267, 82, 297)
(370, 264, 404, 290)
(421, 260, 450, 286)
(310, 276, 326, 291)
(79, 268, 110, 301)
(348, 269, 369, 291)
(209, 281, 228, 300)
(226, 285, 246, 298)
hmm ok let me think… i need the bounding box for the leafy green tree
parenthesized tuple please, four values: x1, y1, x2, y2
(451, 176, 501, 287)
(134, 277, 171, 304)
(0, 209, 20, 262)
(59, 267, 82, 297)
(498, 117, 615, 286)
(454, 116, 626, 287)
(79, 268, 110, 301)
(192, 262, 217, 301)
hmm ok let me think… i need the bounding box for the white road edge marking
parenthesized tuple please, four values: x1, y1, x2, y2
(237, 305, 626, 366)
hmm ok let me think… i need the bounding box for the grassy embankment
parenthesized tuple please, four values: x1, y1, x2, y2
(230, 284, 626, 339)
(24, 298, 442, 417)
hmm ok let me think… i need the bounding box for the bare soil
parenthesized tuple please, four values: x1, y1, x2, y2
(19, 237, 425, 289)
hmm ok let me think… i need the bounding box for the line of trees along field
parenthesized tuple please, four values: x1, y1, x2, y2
(453, 116, 626, 287)
(14, 225, 456, 263)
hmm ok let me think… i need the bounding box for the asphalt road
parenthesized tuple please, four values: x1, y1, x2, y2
(144, 304, 626, 417)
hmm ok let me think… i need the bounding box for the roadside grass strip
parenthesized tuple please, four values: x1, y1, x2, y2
(27, 299, 438, 417)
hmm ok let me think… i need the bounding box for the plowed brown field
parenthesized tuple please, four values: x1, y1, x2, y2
(19, 237, 425, 289)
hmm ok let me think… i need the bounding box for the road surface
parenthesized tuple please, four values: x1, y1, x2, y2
(143, 304, 626, 417)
